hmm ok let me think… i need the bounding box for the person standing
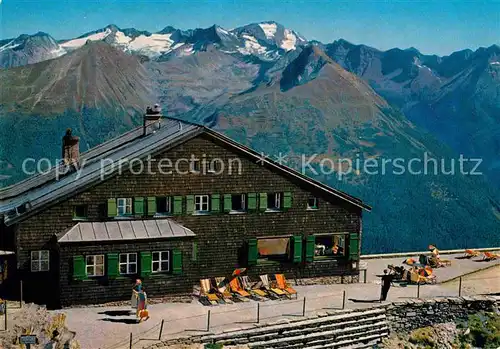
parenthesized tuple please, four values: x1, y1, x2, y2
(377, 269, 395, 302)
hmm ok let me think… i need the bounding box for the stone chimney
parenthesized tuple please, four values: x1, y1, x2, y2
(62, 128, 80, 165)
(143, 104, 162, 135)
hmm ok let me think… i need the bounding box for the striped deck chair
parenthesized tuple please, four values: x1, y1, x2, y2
(275, 274, 298, 299)
(229, 277, 251, 302)
(464, 249, 480, 258)
(213, 277, 234, 304)
(260, 274, 288, 298)
(240, 276, 268, 301)
(483, 251, 499, 261)
(200, 279, 220, 305)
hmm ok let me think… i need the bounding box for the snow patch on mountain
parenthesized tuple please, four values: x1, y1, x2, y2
(127, 33, 175, 56)
(112, 31, 132, 45)
(259, 23, 277, 39)
(239, 34, 267, 55)
(61, 28, 112, 49)
(281, 29, 297, 51)
(0, 41, 20, 52)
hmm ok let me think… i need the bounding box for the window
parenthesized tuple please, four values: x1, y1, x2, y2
(314, 234, 347, 259)
(307, 197, 318, 210)
(195, 195, 209, 212)
(152, 251, 170, 273)
(231, 194, 246, 211)
(31, 250, 49, 272)
(86, 255, 104, 276)
(119, 253, 137, 274)
(257, 237, 290, 263)
(267, 193, 281, 210)
(156, 197, 171, 214)
(190, 159, 201, 173)
(73, 204, 88, 219)
(117, 198, 132, 216)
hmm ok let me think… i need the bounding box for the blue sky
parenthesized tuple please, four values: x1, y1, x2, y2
(0, 0, 498, 55)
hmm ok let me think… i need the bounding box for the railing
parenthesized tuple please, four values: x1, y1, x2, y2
(101, 274, 499, 349)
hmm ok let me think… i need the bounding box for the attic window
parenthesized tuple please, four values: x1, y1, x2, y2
(73, 205, 88, 219)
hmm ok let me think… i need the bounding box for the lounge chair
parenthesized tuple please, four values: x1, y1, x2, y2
(229, 277, 251, 302)
(239, 276, 268, 301)
(260, 275, 288, 298)
(464, 249, 480, 258)
(199, 279, 220, 306)
(410, 270, 436, 285)
(275, 274, 298, 299)
(214, 277, 234, 304)
(483, 251, 499, 261)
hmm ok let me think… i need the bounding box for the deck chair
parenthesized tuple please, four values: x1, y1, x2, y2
(483, 251, 499, 261)
(240, 276, 268, 301)
(464, 249, 480, 258)
(252, 279, 279, 300)
(229, 277, 251, 302)
(438, 257, 452, 266)
(260, 274, 288, 298)
(199, 279, 220, 305)
(410, 270, 435, 285)
(213, 277, 234, 304)
(275, 274, 298, 299)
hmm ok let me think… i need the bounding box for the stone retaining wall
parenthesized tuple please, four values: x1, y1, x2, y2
(387, 296, 499, 333)
(147, 296, 499, 349)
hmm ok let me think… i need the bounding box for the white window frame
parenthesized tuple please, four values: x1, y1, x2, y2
(195, 195, 210, 212)
(274, 193, 281, 209)
(119, 253, 137, 275)
(156, 196, 171, 214)
(117, 198, 132, 216)
(231, 194, 246, 211)
(240, 194, 246, 210)
(31, 250, 50, 272)
(307, 197, 318, 210)
(152, 251, 170, 273)
(86, 254, 105, 277)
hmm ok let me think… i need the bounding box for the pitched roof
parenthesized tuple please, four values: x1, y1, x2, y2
(0, 116, 370, 226)
(57, 218, 195, 243)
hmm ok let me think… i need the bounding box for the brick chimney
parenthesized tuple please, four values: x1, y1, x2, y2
(62, 128, 80, 165)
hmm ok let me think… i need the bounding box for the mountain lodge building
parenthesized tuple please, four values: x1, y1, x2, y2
(0, 112, 370, 308)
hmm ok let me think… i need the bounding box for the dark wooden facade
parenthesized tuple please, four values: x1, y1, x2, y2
(0, 130, 367, 308)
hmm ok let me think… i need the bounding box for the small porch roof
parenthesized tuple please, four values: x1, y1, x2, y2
(57, 219, 195, 243)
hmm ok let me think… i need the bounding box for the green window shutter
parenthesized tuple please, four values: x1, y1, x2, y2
(247, 193, 257, 210)
(107, 198, 117, 217)
(283, 192, 292, 210)
(73, 255, 86, 280)
(192, 242, 198, 261)
(140, 252, 152, 277)
(134, 197, 144, 216)
(173, 196, 183, 215)
(259, 193, 267, 211)
(172, 250, 182, 275)
(305, 235, 315, 262)
(211, 194, 220, 213)
(186, 195, 194, 214)
(349, 233, 360, 261)
(147, 197, 156, 216)
(107, 253, 119, 278)
(248, 239, 258, 265)
(293, 235, 303, 263)
(223, 194, 232, 212)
